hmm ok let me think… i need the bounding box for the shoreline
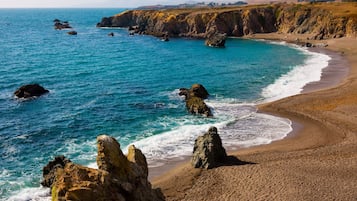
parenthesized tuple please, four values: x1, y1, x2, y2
(148, 34, 346, 180)
(151, 35, 357, 200)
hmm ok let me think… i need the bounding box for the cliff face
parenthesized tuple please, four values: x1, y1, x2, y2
(97, 3, 357, 39)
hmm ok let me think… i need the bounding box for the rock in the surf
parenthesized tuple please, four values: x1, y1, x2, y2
(191, 127, 227, 169)
(14, 84, 49, 99)
(205, 33, 227, 48)
(179, 84, 212, 117)
(46, 135, 164, 201)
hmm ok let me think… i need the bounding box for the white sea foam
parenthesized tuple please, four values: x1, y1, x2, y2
(7, 187, 50, 201)
(261, 43, 331, 102)
(126, 100, 292, 167)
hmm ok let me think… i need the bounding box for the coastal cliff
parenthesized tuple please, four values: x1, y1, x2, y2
(97, 3, 357, 39)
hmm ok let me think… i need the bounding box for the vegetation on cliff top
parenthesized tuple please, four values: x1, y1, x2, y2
(99, 2, 357, 39)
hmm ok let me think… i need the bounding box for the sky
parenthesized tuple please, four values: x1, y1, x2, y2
(0, 0, 221, 8)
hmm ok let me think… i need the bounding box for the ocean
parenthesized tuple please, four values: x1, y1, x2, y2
(0, 8, 330, 200)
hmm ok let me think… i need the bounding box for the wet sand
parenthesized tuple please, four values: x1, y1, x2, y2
(151, 35, 357, 201)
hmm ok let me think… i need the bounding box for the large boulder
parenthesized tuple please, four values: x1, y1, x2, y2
(179, 84, 212, 117)
(14, 84, 49, 99)
(205, 33, 227, 47)
(47, 135, 164, 201)
(191, 127, 227, 169)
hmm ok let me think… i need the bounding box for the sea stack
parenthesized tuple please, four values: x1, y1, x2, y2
(179, 84, 212, 117)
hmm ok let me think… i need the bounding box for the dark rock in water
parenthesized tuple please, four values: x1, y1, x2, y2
(190, 83, 209, 99)
(41, 155, 71, 187)
(67, 31, 77, 35)
(161, 33, 169, 41)
(46, 135, 164, 201)
(14, 84, 49, 99)
(187, 96, 212, 117)
(191, 127, 227, 169)
(54, 19, 72, 30)
(205, 33, 227, 47)
(179, 84, 212, 117)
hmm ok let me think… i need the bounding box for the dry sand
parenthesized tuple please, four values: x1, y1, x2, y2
(151, 34, 357, 201)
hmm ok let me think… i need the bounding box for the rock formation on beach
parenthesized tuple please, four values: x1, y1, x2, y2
(97, 3, 357, 40)
(14, 84, 49, 99)
(42, 135, 164, 201)
(179, 84, 212, 117)
(191, 126, 228, 169)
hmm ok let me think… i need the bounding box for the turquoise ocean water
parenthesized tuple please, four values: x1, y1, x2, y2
(0, 9, 330, 200)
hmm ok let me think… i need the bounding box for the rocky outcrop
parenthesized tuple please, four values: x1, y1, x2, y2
(45, 135, 164, 201)
(205, 33, 227, 47)
(54, 19, 72, 30)
(41, 155, 71, 188)
(191, 127, 227, 169)
(97, 3, 357, 40)
(14, 84, 49, 99)
(179, 84, 212, 117)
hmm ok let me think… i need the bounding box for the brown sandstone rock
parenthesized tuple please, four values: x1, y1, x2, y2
(47, 135, 164, 201)
(41, 155, 71, 187)
(179, 84, 212, 117)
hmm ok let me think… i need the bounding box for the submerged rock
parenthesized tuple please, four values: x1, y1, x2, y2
(45, 135, 164, 201)
(14, 84, 49, 99)
(67, 31, 77, 35)
(179, 84, 212, 117)
(191, 127, 227, 169)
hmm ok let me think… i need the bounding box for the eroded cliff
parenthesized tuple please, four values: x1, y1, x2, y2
(97, 3, 357, 39)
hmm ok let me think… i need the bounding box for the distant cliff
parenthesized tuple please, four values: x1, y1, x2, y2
(97, 3, 357, 39)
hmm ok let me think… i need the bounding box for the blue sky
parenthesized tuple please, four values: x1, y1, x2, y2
(0, 0, 221, 8)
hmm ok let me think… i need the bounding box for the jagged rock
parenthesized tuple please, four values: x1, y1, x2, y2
(47, 135, 164, 201)
(14, 84, 49, 99)
(179, 84, 212, 117)
(67, 31, 77, 35)
(41, 155, 71, 187)
(191, 127, 227, 169)
(205, 33, 226, 47)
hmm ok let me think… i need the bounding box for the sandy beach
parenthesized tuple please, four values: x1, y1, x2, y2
(151, 35, 357, 201)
